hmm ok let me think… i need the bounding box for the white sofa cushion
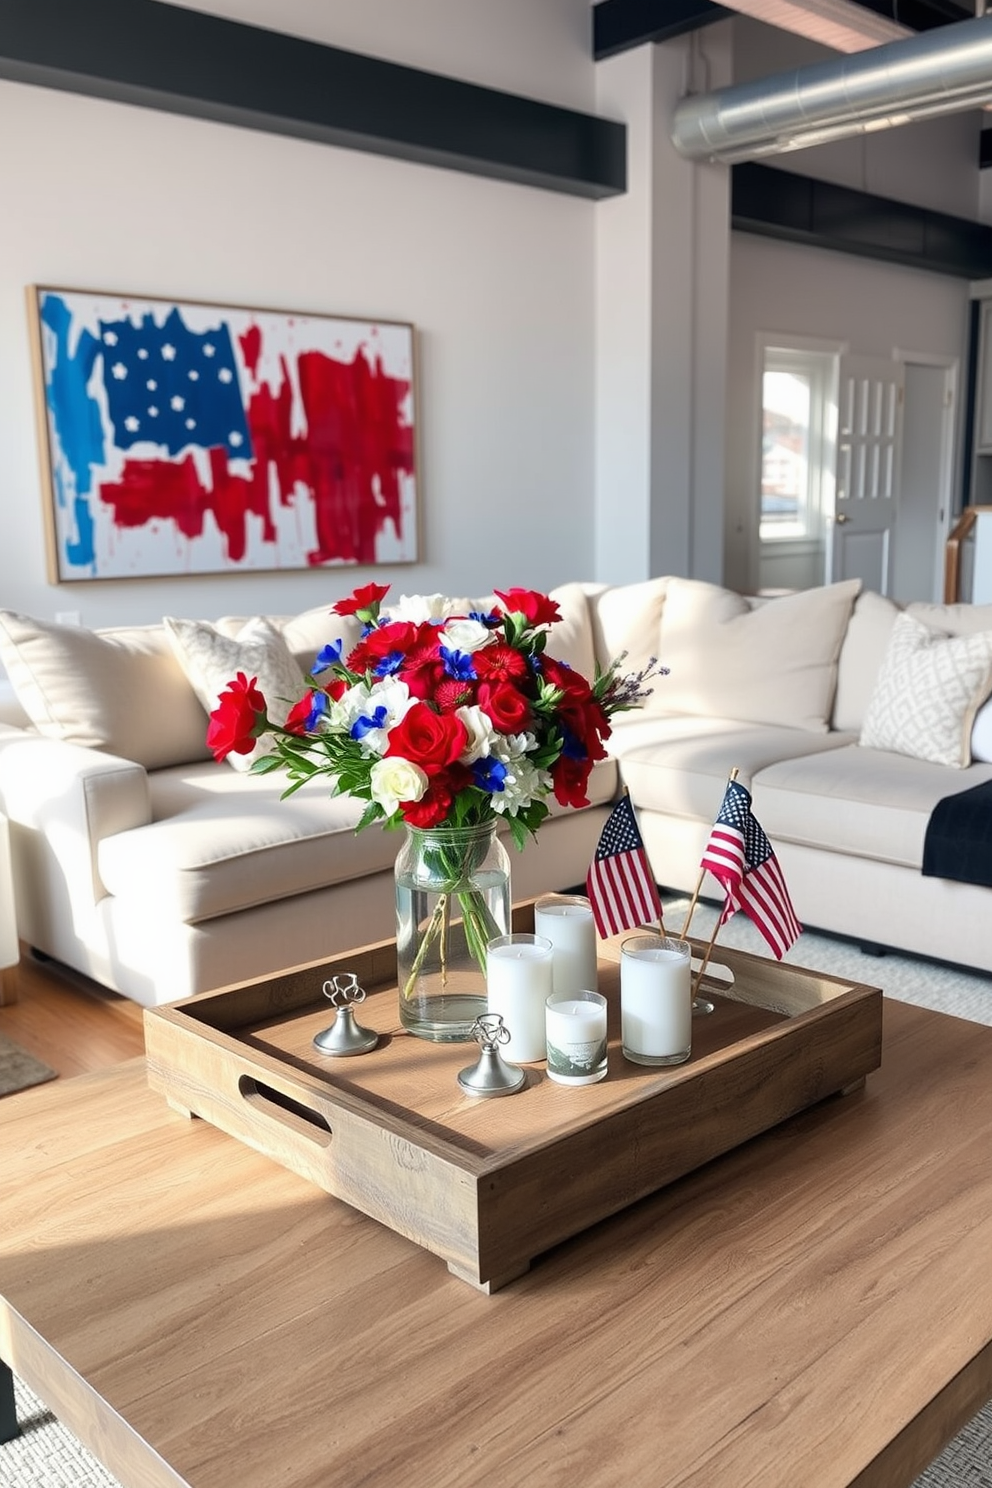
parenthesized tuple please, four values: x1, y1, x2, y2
(608, 714, 855, 820)
(649, 577, 861, 732)
(164, 616, 307, 772)
(753, 744, 992, 870)
(859, 613, 992, 768)
(98, 755, 617, 924)
(0, 611, 212, 769)
(832, 590, 901, 733)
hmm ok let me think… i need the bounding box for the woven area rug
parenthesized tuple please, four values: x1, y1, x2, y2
(2, 904, 991, 1487)
(0, 1032, 56, 1098)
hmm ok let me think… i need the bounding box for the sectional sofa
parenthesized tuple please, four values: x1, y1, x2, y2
(0, 575, 990, 1007)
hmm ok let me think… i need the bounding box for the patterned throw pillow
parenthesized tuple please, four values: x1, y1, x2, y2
(859, 613, 992, 768)
(164, 616, 306, 772)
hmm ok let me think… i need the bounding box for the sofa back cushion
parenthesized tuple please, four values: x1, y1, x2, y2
(649, 577, 861, 732)
(832, 590, 902, 733)
(0, 611, 212, 768)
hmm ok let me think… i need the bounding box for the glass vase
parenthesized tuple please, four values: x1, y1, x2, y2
(394, 820, 511, 1042)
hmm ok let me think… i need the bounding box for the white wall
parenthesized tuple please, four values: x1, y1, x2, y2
(0, 0, 599, 630)
(725, 232, 971, 594)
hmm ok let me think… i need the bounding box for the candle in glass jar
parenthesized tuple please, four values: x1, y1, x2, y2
(486, 934, 554, 1063)
(620, 935, 692, 1066)
(545, 989, 608, 1085)
(534, 894, 598, 996)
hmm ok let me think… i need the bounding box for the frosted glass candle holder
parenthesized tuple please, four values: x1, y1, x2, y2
(534, 894, 598, 997)
(486, 933, 554, 1063)
(620, 935, 692, 1067)
(545, 989, 608, 1086)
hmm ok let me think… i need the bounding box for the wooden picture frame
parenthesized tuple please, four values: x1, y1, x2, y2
(28, 286, 419, 583)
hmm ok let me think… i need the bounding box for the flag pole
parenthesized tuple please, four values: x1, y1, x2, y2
(680, 766, 740, 941)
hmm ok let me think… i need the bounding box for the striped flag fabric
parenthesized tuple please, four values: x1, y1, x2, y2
(700, 778, 801, 960)
(585, 795, 663, 938)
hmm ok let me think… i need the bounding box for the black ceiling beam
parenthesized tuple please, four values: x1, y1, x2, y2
(0, 0, 626, 200)
(593, 0, 973, 61)
(732, 161, 992, 279)
(594, 1, 731, 61)
(981, 128, 992, 170)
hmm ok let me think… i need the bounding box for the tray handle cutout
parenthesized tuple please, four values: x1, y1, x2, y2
(238, 1075, 333, 1148)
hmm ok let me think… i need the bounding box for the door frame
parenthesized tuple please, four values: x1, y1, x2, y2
(892, 347, 959, 604)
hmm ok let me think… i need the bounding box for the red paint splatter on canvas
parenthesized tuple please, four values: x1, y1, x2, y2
(98, 340, 414, 567)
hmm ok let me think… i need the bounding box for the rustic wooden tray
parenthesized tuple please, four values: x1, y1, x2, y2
(143, 902, 882, 1292)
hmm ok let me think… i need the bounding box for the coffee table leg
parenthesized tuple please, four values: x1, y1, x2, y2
(0, 1359, 19, 1443)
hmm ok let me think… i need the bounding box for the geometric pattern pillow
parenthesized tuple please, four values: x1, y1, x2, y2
(163, 616, 306, 772)
(859, 612, 992, 768)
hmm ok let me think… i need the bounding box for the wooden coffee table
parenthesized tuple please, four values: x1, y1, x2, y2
(1, 997, 991, 1488)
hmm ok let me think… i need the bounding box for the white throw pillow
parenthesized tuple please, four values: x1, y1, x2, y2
(164, 616, 306, 772)
(0, 610, 212, 768)
(859, 613, 992, 768)
(652, 577, 862, 732)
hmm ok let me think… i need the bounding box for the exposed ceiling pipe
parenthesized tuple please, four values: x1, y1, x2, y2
(671, 13, 992, 162)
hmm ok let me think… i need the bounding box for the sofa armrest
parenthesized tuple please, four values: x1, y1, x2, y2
(0, 734, 151, 910)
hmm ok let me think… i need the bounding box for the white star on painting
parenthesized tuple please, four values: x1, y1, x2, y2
(103, 331, 118, 346)
(148, 405, 159, 417)
(124, 416, 139, 432)
(188, 369, 199, 381)
(137, 348, 148, 360)
(162, 344, 176, 361)
(185, 418, 196, 430)
(111, 362, 127, 379)
(230, 431, 243, 447)
(171, 395, 185, 411)
(218, 367, 233, 384)
(203, 343, 216, 357)
(146, 379, 157, 391)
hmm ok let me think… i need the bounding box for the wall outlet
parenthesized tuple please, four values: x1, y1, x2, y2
(55, 610, 81, 626)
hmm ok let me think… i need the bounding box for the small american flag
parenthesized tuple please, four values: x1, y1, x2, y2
(701, 778, 801, 960)
(586, 795, 663, 939)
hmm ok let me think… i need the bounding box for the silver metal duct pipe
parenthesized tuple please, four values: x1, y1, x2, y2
(672, 14, 992, 163)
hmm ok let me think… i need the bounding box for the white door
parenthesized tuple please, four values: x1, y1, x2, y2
(828, 354, 904, 596)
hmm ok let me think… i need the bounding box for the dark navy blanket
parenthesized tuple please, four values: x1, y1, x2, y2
(922, 779, 992, 889)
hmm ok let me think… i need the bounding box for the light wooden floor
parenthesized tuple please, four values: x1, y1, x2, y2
(0, 946, 145, 1077)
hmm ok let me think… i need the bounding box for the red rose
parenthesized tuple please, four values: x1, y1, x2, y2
(476, 680, 532, 734)
(206, 672, 267, 762)
(551, 755, 593, 809)
(347, 620, 418, 672)
(385, 702, 468, 774)
(541, 657, 610, 759)
(332, 582, 390, 618)
(283, 693, 315, 736)
(494, 588, 561, 628)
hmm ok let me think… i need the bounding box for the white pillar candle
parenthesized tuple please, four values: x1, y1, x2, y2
(486, 934, 554, 1063)
(620, 935, 692, 1067)
(545, 990, 608, 1085)
(534, 895, 598, 996)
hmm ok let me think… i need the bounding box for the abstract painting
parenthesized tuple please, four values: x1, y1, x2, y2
(28, 287, 419, 581)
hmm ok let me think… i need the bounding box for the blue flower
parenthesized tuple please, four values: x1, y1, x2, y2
(472, 757, 508, 793)
(351, 705, 389, 742)
(373, 651, 405, 678)
(305, 691, 330, 732)
(311, 640, 343, 676)
(440, 646, 476, 681)
(469, 609, 501, 628)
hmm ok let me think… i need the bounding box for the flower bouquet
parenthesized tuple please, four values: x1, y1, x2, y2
(207, 582, 662, 1040)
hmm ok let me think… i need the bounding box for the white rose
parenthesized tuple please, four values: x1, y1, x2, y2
(440, 618, 495, 654)
(455, 705, 497, 765)
(369, 756, 428, 816)
(386, 593, 455, 624)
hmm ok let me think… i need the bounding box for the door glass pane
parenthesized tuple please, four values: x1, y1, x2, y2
(761, 369, 810, 539)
